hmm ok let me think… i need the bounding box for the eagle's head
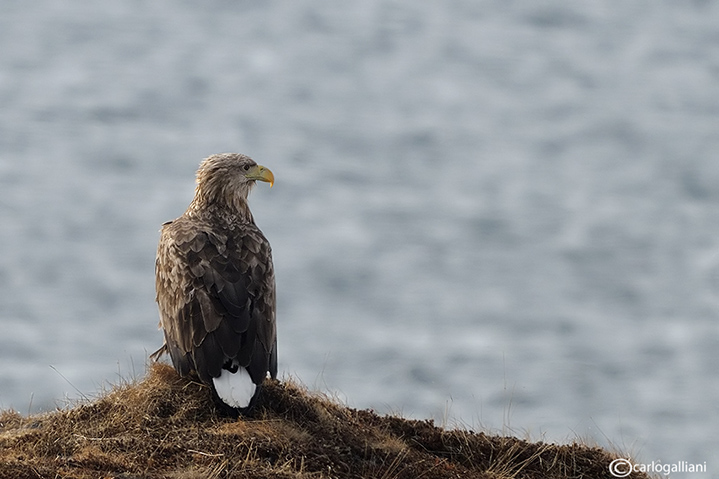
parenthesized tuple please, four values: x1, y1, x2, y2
(192, 153, 274, 217)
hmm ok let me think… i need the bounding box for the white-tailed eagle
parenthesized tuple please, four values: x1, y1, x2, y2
(151, 153, 277, 415)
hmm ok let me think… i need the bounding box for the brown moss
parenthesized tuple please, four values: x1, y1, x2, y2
(0, 363, 650, 479)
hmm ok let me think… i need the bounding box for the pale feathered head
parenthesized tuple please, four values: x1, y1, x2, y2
(191, 153, 274, 215)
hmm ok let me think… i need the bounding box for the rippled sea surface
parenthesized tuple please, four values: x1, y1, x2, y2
(1, 0, 718, 468)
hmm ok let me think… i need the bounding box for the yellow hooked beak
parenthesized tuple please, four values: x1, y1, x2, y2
(245, 164, 274, 187)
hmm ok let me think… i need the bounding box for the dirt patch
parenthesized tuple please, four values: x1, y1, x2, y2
(0, 363, 649, 479)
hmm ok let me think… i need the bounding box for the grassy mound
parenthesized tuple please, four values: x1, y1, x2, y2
(0, 363, 648, 478)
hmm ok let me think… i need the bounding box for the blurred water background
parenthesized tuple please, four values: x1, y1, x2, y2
(1, 0, 718, 470)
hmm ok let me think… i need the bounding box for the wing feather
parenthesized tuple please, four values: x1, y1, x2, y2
(214, 318, 242, 358)
(247, 337, 269, 385)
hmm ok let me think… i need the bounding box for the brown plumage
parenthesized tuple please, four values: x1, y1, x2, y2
(152, 153, 277, 414)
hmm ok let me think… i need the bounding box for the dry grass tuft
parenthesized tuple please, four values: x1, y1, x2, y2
(0, 363, 650, 479)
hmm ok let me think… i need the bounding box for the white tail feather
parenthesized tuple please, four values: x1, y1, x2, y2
(212, 367, 256, 409)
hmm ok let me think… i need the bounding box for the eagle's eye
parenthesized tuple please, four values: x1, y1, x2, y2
(243, 165, 250, 171)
